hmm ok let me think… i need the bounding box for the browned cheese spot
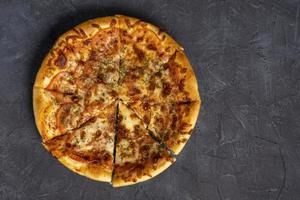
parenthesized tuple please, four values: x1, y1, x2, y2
(162, 82, 172, 97)
(143, 116, 150, 124)
(110, 19, 117, 27)
(171, 115, 178, 129)
(129, 87, 141, 96)
(72, 28, 81, 35)
(133, 45, 145, 61)
(143, 102, 150, 111)
(54, 50, 67, 68)
(147, 43, 157, 51)
(65, 35, 80, 42)
(179, 79, 185, 91)
(91, 23, 100, 28)
(79, 28, 87, 38)
(80, 131, 86, 139)
(89, 50, 97, 60)
(125, 18, 131, 28)
(83, 39, 91, 46)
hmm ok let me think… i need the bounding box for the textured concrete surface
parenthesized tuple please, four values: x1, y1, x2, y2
(1, 0, 300, 199)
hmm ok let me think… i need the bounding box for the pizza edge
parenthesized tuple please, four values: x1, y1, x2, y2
(33, 87, 59, 141)
(116, 14, 183, 50)
(43, 142, 112, 182)
(174, 50, 201, 102)
(169, 101, 201, 155)
(59, 155, 112, 182)
(112, 156, 174, 187)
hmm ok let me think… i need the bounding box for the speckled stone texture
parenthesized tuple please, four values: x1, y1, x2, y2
(1, 0, 300, 199)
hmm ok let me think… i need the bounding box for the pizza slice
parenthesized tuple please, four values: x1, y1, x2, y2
(147, 101, 200, 155)
(117, 15, 199, 104)
(113, 103, 174, 187)
(34, 16, 120, 92)
(123, 100, 200, 155)
(33, 87, 87, 141)
(73, 26, 120, 92)
(117, 15, 180, 102)
(43, 103, 117, 182)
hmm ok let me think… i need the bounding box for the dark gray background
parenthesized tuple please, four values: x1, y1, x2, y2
(1, 0, 300, 199)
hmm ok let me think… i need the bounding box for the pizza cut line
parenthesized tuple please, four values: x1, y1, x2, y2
(33, 15, 201, 187)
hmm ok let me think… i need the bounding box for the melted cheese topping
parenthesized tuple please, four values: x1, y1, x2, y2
(71, 117, 114, 154)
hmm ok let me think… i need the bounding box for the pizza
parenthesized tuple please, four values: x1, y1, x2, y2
(33, 15, 201, 187)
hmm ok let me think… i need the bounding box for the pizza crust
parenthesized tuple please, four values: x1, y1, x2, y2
(116, 15, 182, 51)
(33, 87, 62, 141)
(174, 50, 201, 102)
(59, 156, 112, 182)
(170, 101, 201, 155)
(112, 157, 174, 187)
(183, 101, 201, 132)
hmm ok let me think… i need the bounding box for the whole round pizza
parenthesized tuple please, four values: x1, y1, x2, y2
(33, 15, 201, 187)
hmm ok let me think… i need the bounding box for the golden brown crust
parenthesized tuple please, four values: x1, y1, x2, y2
(112, 158, 174, 187)
(59, 156, 112, 182)
(44, 148, 112, 183)
(117, 14, 182, 60)
(183, 101, 201, 132)
(116, 15, 140, 30)
(174, 50, 201, 103)
(33, 87, 62, 141)
(116, 14, 182, 50)
(169, 101, 201, 155)
(41, 103, 116, 182)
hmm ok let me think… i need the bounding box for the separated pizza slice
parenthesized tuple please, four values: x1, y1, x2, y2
(33, 87, 87, 141)
(147, 101, 200, 155)
(113, 103, 174, 187)
(122, 100, 200, 155)
(43, 103, 117, 182)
